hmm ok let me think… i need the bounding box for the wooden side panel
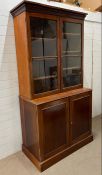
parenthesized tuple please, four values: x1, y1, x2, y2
(14, 12, 32, 98)
(20, 98, 41, 160)
(70, 91, 92, 144)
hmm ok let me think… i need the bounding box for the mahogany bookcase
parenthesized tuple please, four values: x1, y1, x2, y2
(11, 1, 93, 171)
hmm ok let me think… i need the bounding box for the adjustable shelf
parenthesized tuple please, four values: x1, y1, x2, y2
(63, 51, 81, 53)
(33, 75, 57, 81)
(32, 56, 57, 60)
(31, 37, 56, 40)
(63, 67, 81, 71)
(62, 55, 82, 57)
(63, 33, 81, 36)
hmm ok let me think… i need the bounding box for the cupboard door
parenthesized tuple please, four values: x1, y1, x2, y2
(29, 16, 60, 95)
(38, 99, 69, 159)
(70, 92, 92, 144)
(61, 19, 83, 89)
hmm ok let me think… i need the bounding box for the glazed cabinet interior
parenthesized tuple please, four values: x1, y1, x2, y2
(11, 1, 93, 172)
(30, 16, 82, 96)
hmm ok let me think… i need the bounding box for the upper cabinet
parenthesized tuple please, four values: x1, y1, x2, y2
(11, 1, 87, 99)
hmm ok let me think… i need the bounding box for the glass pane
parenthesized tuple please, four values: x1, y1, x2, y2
(32, 59, 57, 78)
(63, 56, 81, 68)
(62, 22, 82, 88)
(32, 39, 43, 58)
(30, 17, 58, 94)
(63, 69, 81, 87)
(30, 18, 56, 38)
(32, 60, 45, 78)
(45, 60, 57, 76)
(62, 37, 81, 54)
(63, 22, 81, 34)
(44, 38, 57, 56)
(34, 78, 58, 94)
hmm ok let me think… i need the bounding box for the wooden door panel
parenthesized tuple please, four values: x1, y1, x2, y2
(70, 92, 92, 143)
(38, 99, 69, 158)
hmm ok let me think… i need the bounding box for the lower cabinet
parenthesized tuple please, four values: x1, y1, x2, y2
(37, 91, 92, 160)
(20, 89, 93, 171)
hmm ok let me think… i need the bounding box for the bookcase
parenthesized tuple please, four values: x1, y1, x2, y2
(11, 1, 93, 171)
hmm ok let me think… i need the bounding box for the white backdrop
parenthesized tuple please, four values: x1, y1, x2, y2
(0, 0, 101, 159)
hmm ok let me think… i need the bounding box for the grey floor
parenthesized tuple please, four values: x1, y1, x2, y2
(0, 116, 101, 175)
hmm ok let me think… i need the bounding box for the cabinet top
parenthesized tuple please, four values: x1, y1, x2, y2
(10, 0, 87, 19)
(22, 88, 92, 105)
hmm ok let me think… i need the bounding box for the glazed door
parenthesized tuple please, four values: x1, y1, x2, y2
(29, 14, 60, 97)
(61, 18, 83, 90)
(69, 92, 92, 144)
(38, 99, 69, 160)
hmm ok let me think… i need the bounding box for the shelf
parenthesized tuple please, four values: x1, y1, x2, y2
(32, 56, 57, 60)
(62, 55, 82, 57)
(63, 67, 81, 71)
(31, 37, 56, 40)
(63, 51, 81, 53)
(63, 33, 81, 36)
(33, 75, 57, 81)
(63, 74, 81, 77)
